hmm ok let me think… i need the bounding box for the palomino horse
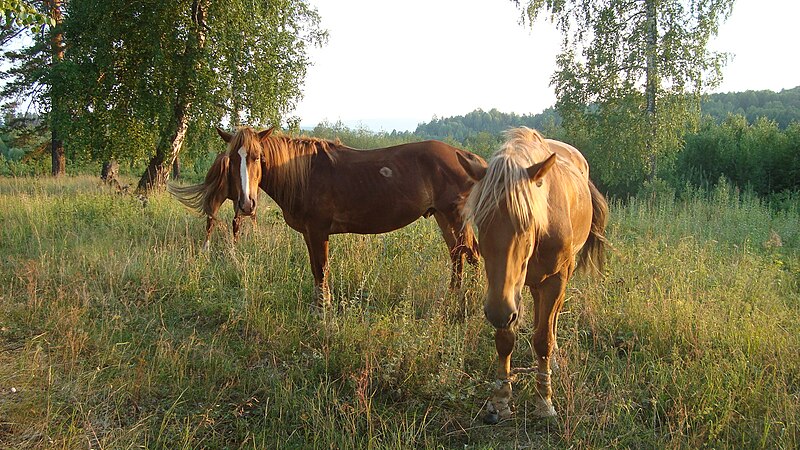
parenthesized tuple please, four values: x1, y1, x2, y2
(169, 128, 273, 250)
(457, 127, 608, 423)
(173, 126, 486, 306)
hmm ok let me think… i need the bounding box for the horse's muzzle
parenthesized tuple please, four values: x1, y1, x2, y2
(239, 197, 256, 216)
(484, 302, 518, 329)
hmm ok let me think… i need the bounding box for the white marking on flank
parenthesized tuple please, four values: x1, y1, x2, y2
(380, 166, 393, 177)
(238, 147, 250, 201)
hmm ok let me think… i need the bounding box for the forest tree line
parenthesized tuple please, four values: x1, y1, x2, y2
(408, 87, 800, 198)
(414, 87, 800, 142)
(3, 86, 799, 200)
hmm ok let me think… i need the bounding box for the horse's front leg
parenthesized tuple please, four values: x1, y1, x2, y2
(530, 270, 569, 418)
(303, 231, 332, 309)
(232, 213, 243, 242)
(530, 286, 560, 372)
(485, 327, 515, 424)
(434, 210, 476, 290)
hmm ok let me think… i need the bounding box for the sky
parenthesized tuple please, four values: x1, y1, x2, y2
(292, 0, 800, 132)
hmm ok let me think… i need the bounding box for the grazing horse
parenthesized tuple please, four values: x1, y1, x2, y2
(169, 128, 273, 250)
(457, 127, 608, 423)
(173, 126, 486, 306)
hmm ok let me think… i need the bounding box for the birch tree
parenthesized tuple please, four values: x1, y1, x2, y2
(515, 0, 734, 193)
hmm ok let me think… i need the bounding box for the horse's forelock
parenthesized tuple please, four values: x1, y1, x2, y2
(465, 127, 551, 235)
(228, 127, 262, 158)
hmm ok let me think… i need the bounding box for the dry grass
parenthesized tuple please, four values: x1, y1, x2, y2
(0, 175, 798, 448)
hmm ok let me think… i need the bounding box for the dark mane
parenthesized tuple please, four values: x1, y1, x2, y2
(260, 133, 341, 207)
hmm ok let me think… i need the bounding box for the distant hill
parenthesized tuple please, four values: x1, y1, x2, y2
(414, 87, 800, 141)
(414, 107, 561, 142)
(701, 86, 800, 128)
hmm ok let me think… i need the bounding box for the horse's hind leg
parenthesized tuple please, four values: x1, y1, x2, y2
(460, 223, 480, 266)
(203, 216, 215, 251)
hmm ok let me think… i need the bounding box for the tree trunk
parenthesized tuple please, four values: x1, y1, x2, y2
(51, 138, 65, 176)
(137, 96, 191, 192)
(136, 0, 208, 193)
(645, 0, 658, 181)
(231, 76, 241, 128)
(101, 159, 119, 182)
(172, 156, 180, 179)
(48, 0, 65, 177)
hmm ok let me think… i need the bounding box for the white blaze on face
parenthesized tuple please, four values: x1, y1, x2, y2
(238, 147, 250, 201)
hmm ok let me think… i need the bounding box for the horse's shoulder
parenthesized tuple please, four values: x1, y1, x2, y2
(528, 232, 575, 281)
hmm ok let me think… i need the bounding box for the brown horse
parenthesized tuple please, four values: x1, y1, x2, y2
(457, 127, 608, 423)
(173, 126, 486, 306)
(168, 128, 273, 250)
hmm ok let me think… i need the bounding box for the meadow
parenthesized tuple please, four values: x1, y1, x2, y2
(0, 175, 798, 449)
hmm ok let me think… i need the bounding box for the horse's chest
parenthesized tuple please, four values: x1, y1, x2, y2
(526, 237, 572, 283)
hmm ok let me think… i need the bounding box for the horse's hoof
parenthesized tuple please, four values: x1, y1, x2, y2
(533, 404, 557, 419)
(483, 411, 500, 425)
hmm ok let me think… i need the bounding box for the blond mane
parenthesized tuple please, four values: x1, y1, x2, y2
(465, 127, 553, 234)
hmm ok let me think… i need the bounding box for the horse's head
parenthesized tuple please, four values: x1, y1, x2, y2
(216, 126, 274, 216)
(459, 147, 557, 330)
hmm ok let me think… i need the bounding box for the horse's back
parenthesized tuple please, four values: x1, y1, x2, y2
(314, 140, 481, 234)
(545, 139, 589, 179)
(332, 140, 480, 194)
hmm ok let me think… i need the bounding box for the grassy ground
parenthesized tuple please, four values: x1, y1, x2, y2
(0, 176, 798, 449)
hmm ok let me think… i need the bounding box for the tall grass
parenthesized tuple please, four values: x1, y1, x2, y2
(0, 175, 798, 449)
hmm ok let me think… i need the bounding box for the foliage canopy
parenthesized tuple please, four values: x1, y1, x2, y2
(1, 0, 326, 180)
(514, 0, 734, 193)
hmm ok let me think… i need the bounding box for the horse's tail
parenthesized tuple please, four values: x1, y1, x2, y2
(577, 179, 609, 275)
(167, 152, 229, 218)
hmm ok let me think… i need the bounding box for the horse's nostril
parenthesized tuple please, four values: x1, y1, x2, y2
(239, 199, 253, 214)
(508, 313, 518, 327)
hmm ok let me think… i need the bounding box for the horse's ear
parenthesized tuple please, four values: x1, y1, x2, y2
(457, 151, 487, 181)
(258, 126, 275, 141)
(216, 127, 233, 143)
(526, 153, 557, 184)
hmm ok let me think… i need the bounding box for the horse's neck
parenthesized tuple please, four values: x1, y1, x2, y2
(259, 160, 309, 215)
(259, 176, 297, 211)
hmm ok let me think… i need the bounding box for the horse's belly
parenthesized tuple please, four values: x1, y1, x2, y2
(329, 207, 424, 234)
